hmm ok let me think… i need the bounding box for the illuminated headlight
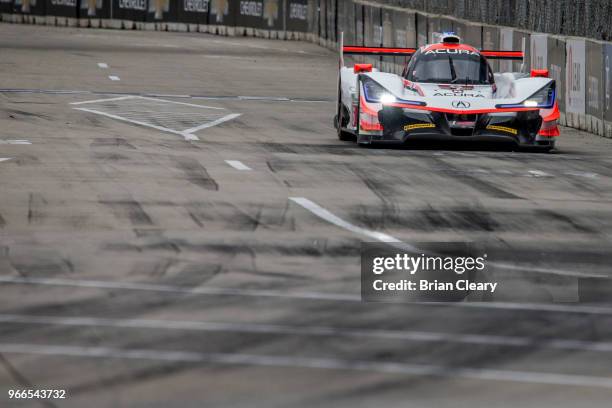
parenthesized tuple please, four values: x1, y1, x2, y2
(496, 82, 556, 109)
(380, 94, 397, 104)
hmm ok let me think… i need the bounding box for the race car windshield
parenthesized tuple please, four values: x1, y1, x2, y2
(406, 52, 492, 85)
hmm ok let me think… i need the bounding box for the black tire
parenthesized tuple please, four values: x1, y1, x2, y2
(336, 93, 355, 142)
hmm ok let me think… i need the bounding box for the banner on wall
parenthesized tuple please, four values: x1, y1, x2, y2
(416, 13, 426, 47)
(208, 0, 234, 26)
(46, 0, 77, 18)
(14, 0, 45, 14)
(79, 0, 109, 18)
(605, 44, 612, 123)
(111, 0, 147, 21)
(235, 0, 282, 30)
(177, 0, 209, 24)
(566, 39, 586, 115)
(498, 27, 513, 73)
(530, 33, 547, 70)
(147, 0, 178, 22)
(586, 41, 603, 119)
(548, 36, 566, 113)
(482, 26, 499, 72)
(286, 0, 307, 32)
(1, 0, 13, 13)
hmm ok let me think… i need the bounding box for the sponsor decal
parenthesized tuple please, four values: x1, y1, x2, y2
(149, 0, 170, 19)
(15, 0, 36, 13)
(606, 49, 611, 113)
(486, 125, 517, 135)
(262, 0, 278, 27)
(81, 0, 103, 17)
(288, 2, 307, 20)
(530, 34, 547, 70)
(566, 39, 586, 114)
(211, 0, 229, 23)
(184, 0, 209, 13)
(119, 0, 146, 10)
(50, 0, 76, 5)
(425, 49, 479, 56)
(587, 75, 600, 110)
(434, 91, 484, 98)
(240, 0, 262, 16)
(452, 100, 471, 109)
(404, 123, 435, 132)
(239, 0, 277, 27)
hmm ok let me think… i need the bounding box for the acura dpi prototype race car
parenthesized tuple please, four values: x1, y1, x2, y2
(335, 33, 560, 151)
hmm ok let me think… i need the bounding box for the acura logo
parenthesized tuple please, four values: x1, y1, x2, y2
(452, 100, 470, 108)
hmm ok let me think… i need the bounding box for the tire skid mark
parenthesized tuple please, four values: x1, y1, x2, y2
(426, 156, 523, 200)
(90, 137, 137, 150)
(99, 199, 154, 226)
(174, 158, 218, 191)
(27, 192, 47, 224)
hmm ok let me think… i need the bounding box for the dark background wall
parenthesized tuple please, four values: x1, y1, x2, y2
(378, 0, 612, 41)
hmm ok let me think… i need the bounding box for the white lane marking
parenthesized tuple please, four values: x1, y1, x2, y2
(73, 107, 198, 141)
(0, 140, 31, 144)
(225, 160, 252, 171)
(289, 197, 416, 250)
(238, 95, 290, 101)
(564, 171, 599, 179)
(0, 158, 12, 163)
(2, 314, 612, 352)
(289, 197, 606, 279)
(97, 62, 108, 69)
(137, 95, 226, 110)
(2, 343, 612, 388)
(108, 75, 120, 81)
(182, 113, 241, 134)
(144, 94, 191, 99)
(70, 95, 137, 105)
(528, 170, 553, 177)
(3, 275, 612, 315)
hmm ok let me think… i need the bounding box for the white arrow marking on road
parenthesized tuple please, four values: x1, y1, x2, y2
(108, 75, 120, 81)
(527, 170, 553, 177)
(0, 140, 31, 144)
(225, 160, 252, 171)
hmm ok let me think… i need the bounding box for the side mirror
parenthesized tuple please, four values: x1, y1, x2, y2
(354, 64, 373, 74)
(531, 69, 549, 78)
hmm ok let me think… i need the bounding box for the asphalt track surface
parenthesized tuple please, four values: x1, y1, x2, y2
(1, 23, 612, 408)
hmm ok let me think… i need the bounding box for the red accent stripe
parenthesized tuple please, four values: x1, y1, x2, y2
(343, 46, 416, 55)
(387, 102, 538, 115)
(481, 50, 524, 58)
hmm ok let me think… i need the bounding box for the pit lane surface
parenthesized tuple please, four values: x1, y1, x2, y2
(1, 24, 612, 408)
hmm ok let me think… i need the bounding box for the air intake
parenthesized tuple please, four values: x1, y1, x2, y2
(442, 33, 461, 44)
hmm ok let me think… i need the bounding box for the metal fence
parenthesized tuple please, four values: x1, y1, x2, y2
(379, 0, 612, 41)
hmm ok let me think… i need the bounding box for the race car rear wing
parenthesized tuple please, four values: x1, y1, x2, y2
(338, 32, 416, 68)
(480, 50, 524, 60)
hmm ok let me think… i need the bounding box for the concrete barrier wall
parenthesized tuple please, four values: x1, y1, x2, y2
(1, 0, 312, 38)
(2, 0, 611, 138)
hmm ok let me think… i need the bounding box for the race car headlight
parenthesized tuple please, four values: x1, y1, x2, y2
(379, 94, 397, 104)
(361, 77, 426, 107)
(496, 82, 556, 109)
(362, 78, 393, 103)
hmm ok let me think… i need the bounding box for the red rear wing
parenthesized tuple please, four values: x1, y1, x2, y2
(480, 50, 524, 60)
(342, 46, 417, 56)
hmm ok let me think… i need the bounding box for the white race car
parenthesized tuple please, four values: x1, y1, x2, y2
(335, 33, 560, 151)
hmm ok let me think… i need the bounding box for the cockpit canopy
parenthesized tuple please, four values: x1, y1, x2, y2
(404, 47, 495, 85)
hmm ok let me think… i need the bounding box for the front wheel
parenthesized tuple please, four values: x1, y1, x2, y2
(336, 100, 355, 142)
